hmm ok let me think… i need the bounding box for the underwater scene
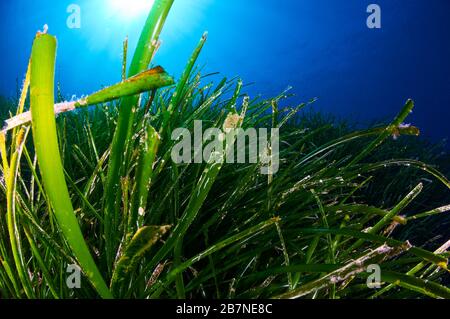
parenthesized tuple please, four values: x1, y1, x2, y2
(0, 0, 449, 302)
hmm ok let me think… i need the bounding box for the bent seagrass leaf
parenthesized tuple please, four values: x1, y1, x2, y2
(2, 66, 174, 133)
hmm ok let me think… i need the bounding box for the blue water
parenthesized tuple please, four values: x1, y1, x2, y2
(0, 0, 449, 142)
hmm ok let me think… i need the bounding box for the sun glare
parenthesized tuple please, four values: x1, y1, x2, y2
(109, 0, 155, 19)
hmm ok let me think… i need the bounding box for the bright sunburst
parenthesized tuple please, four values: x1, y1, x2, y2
(109, 0, 155, 19)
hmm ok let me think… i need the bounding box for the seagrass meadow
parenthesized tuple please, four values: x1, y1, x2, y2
(0, 0, 449, 299)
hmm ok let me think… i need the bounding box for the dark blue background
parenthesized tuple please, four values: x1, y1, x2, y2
(1, 0, 449, 141)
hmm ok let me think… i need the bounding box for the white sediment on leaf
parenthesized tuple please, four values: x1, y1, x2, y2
(55, 101, 77, 114)
(435, 239, 450, 254)
(2, 101, 76, 133)
(37, 24, 49, 35)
